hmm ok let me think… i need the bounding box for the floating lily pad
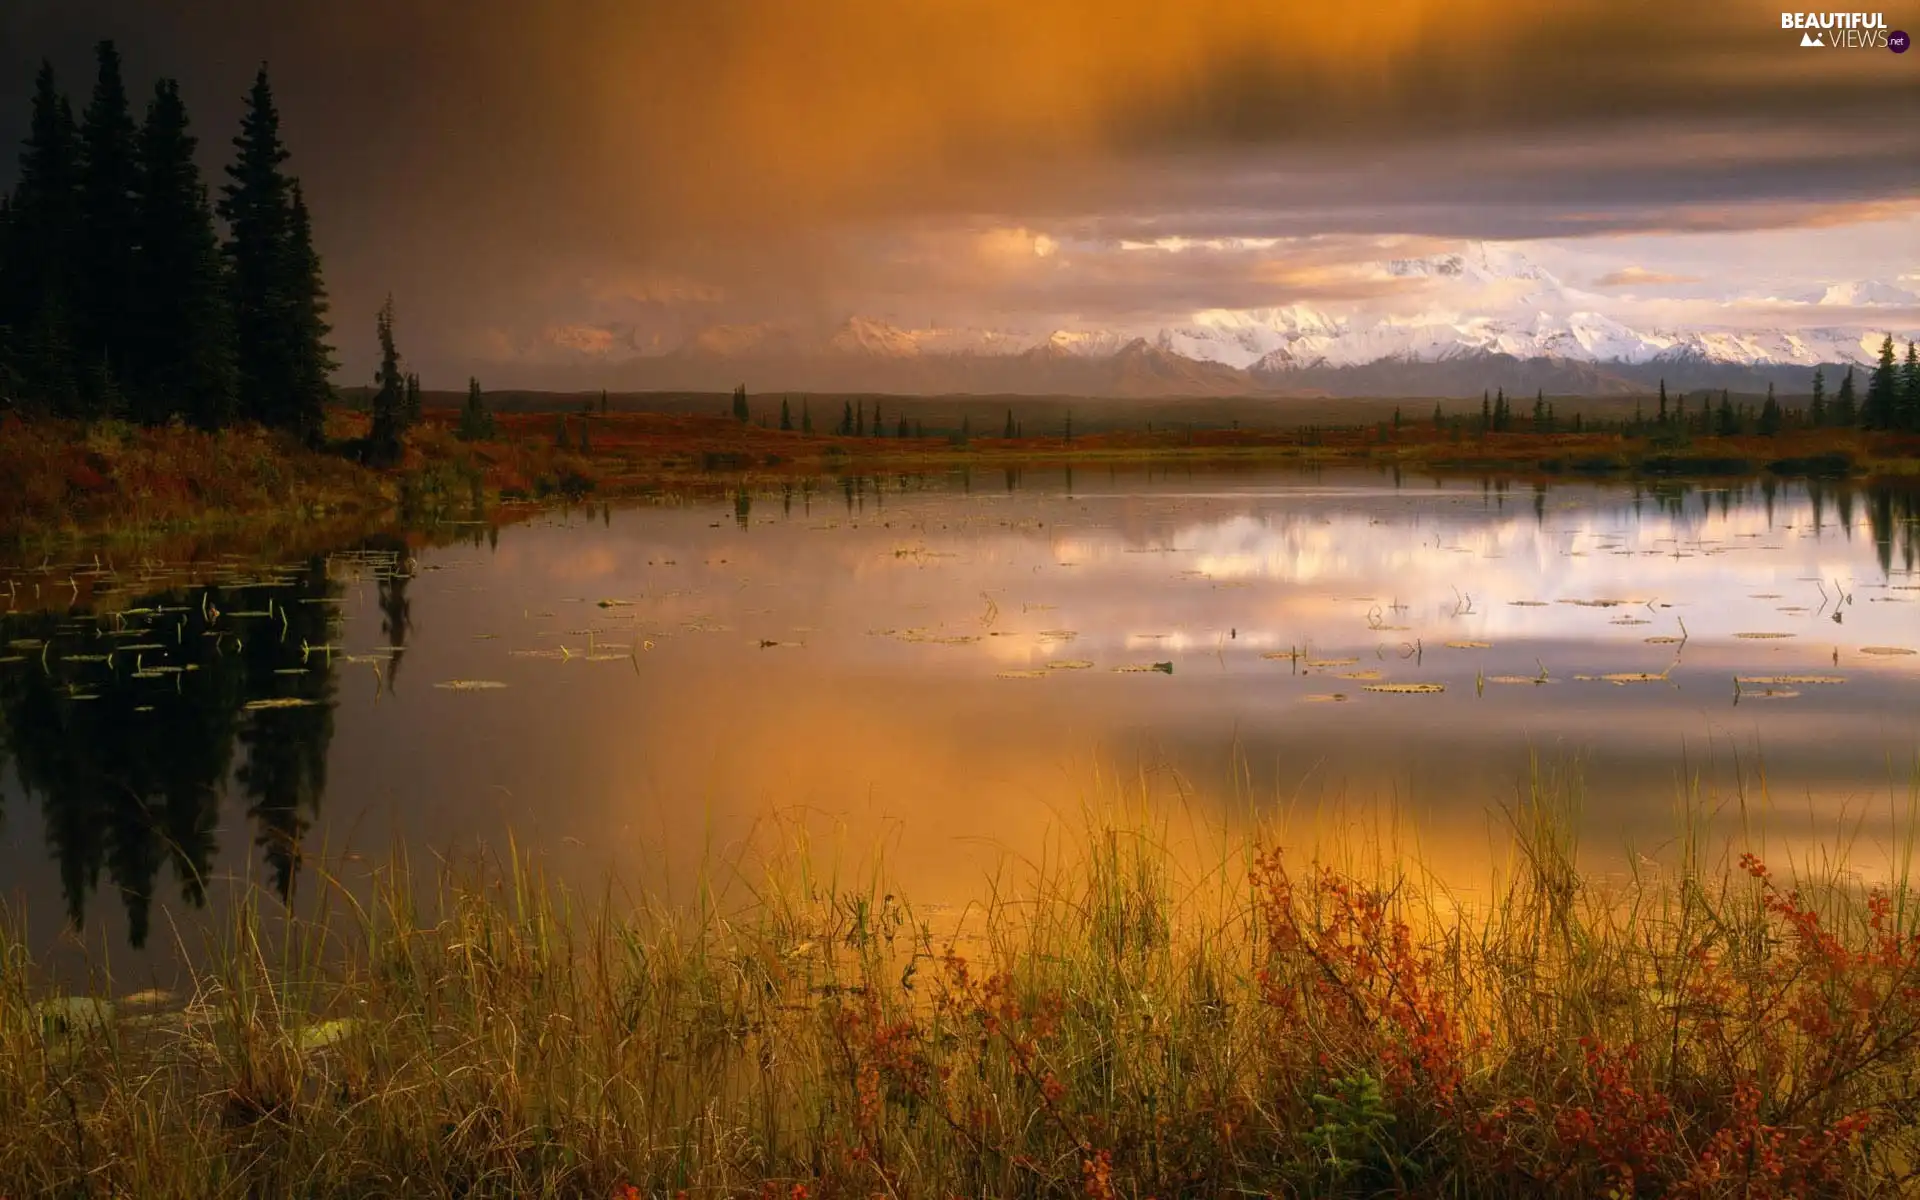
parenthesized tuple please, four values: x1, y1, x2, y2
(1046, 659, 1094, 670)
(1860, 646, 1916, 656)
(435, 679, 508, 690)
(1444, 641, 1492, 649)
(996, 669, 1049, 679)
(1363, 682, 1444, 695)
(1508, 601, 1548, 607)
(1339, 669, 1384, 681)
(244, 697, 319, 710)
(1487, 676, 1552, 685)
(1306, 657, 1359, 667)
(1737, 675, 1845, 685)
(1303, 693, 1349, 703)
(1644, 636, 1686, 645)
(1600, 672, 1671, 684)
(1733, 632, 1794, 640)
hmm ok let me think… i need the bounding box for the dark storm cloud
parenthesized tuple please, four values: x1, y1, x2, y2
(2, 0, 1913, 377)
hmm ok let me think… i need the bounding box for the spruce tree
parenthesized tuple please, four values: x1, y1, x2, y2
(856, 400, 866, 437)
(555, 415, 570, 451)
(801, 398, 812, 433)
(1809, 366, 1827, 427)
(1759, 382, 1781, 436)
(403, 372, 421, 425)
(222, 66, 331, 441)
(1716, 390, 1736, 436)
(457, 376, 494, 441)
(1431, 402, 1443, 429)
(282, 182, 335, 443)
(1902, 342, 1920, 432)
(896, 412, 908, 437)
(599, 388, 608, 416)
(871, 401, 882, 437)
(75, 41, 141, 414)
(1063, 411, 1073, 442)
(1834, 365, 1858, 427)
(840, 400, 853, 435)
(1005, 408, 1015, 439)
(731, 383, 748, 422)
(779, 396, 791, 431)
(1866, 335, 1898, 430)
(131, 79, 236, 429)
(1657, 379, 1668, 425)
(368, 295, 406, 464)
(1480, 391, 1491, 433)
(1531, 392, 1545, 431)
(1, 63, 81, 414)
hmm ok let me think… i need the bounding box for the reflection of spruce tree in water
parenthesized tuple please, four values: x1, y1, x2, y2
(367, 534, 413, 694)
(0, 589, 246, 945)
(0, 561, 343, 945)
(236, 556, 340, 900)
(1864, 487, 1919, 577)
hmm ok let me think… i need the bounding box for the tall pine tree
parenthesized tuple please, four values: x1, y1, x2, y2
(220, 67, 331, 443)
(131, 79, 236, 428)
(282, 181, 335, 441)
(1, 63, 81, 414)
(457, 376, 493, 441)
(1902, 341, 1920, 432)
(1834, 366, 1858, 427)
(1809, 366, 1827, 427)
(75, 41, 141, 415)
(368, 295, 406, 464)
(1865, 335, 1898, 431)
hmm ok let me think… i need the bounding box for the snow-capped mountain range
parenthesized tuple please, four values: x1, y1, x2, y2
(517, 245, 1919, 397)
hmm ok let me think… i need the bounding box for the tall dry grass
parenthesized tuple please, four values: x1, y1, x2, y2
(4, 765, 1920, 1198)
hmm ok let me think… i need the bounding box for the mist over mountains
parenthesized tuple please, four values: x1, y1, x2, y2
(491, 245, 1919, 397)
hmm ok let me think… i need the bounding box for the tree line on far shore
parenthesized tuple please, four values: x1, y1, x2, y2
(0, 42, 334, 444)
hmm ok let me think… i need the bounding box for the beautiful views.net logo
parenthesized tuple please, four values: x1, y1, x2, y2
(1780, 11, 1905, 48)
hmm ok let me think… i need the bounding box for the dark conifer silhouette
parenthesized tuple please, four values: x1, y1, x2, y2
(457, 376, 494, 440)
(220, 66, 331, 443)
(1865, 335, 1898, 430)
(368, 295, 407, 463)
(1834, 365, 1858, 427)
(132, 79, 237, 428)
(75, 41, 141, 415)
(0, 62, 81, 413)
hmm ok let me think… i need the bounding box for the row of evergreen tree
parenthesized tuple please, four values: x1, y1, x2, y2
(0, 43, 335, 443)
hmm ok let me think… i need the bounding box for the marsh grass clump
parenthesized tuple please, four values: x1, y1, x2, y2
(4, 773, 1920, 1197)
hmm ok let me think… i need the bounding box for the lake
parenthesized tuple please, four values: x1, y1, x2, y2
(4, 467, 1919, 973)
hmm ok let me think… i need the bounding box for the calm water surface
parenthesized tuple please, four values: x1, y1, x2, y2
(4, 468, 1920, 968)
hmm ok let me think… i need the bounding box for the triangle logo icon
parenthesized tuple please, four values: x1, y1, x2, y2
(1800, 30, 1824, 46)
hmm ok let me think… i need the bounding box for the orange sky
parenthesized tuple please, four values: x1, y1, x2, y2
(3, 0, 1915, 378)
